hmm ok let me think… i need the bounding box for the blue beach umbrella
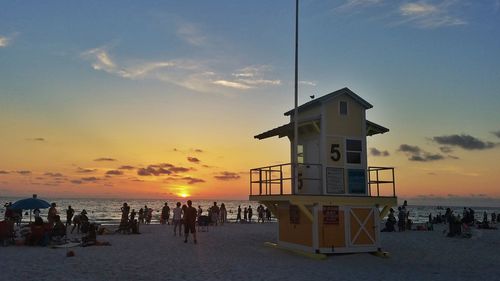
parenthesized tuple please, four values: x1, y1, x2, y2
(11, 194, 50, 210)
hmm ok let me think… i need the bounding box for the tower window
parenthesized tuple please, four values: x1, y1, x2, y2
(340, 101, 348, 115)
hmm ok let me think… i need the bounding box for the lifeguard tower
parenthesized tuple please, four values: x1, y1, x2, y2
(249, 87, 397, 254)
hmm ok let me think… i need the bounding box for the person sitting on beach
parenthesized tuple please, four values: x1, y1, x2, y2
(173, 202, 183, 236)
(382, 208, 397, 232)
(34, 216, 44, 225)
(128, 219, 140, 234)
(33, 208, 41, 218)
(51, 215, 66, 240)
(183, 200, 197, 244)
(82, 223, 97, 246)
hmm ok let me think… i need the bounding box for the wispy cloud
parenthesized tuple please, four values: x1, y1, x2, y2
(176, 23, 206, 46)
(299, 80, 317, 86)
(492, 130, 500, 138)
(213, 80, 251, 90)
(398, 1, 467, 28)
(81, 47, 280, 93)
(0, 35, 11, 48)
(0, 171, 10, 174)
(44, 172, 64, 177)
(336, 0, 384, 11)
(119, 165, 135, 170)
(77, 167, 96, 173)
(17, 170, 32, 175)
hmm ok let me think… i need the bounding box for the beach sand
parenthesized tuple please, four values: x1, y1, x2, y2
(2, 223, 499, 281)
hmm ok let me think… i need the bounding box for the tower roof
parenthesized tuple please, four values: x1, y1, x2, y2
(284, 87, 373, 116)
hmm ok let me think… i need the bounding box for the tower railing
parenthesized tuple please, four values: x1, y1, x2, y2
(250, 163, 322, 196)
(250, 164, 396, 197)
(367, 166, 396, 197)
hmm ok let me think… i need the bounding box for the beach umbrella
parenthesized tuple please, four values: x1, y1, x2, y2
(10, 194, 50, 222)
(11, 194, 50, 210)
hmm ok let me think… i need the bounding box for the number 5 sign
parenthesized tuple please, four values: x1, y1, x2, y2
(326, 137, 344, 165)
(331, 144, 341, 161)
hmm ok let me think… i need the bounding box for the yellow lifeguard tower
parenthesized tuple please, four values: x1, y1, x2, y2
(250, 87, 397, 254)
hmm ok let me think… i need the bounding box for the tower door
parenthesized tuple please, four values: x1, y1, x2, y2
(299, 138, 321, 194)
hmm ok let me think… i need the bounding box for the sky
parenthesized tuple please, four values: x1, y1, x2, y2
(1, 0, 499, 205)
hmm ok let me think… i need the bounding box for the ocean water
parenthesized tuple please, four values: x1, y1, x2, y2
(2, 197, 500, 225)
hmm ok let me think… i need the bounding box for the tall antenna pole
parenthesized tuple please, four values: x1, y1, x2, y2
(293, 0, 299, 194)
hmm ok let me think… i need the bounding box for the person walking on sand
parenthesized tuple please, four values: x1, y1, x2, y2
(161, 203, 170, 225)
(220, 203, 227, 225)
(66, 205, 75, 227)
(244, 207, 248, 222)
(48, 203, 58, 225)
(248, 206, 253, 223)
(236, 205, 242, 222)
(173, 202, 183, 236)
(183, 200, 197, 244)
(211, 202, 220, 226)
(197, 205, 203, 217)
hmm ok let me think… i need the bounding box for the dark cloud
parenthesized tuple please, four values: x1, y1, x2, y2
(187, 157, 200, 163)
(71, 180, 83, 184)
(17, 170, 31, 175)
(106, 170, 123, 176)
(118, 165, 135, 170)
(370, 147, 390, 157)
(194, 149, 203, 153)
(398, 144, 444, 162)
(137, 166, 172, 176)
(0, 170, 9, 174)
(214, 171, 241, 181)
(81, 177, 100, 182)
(492, 131, 500, 138)
(184, 177, 205, 184)
(77, 167, 96, 173)
(44, 172, 63, 177)
(439, 146, 453, 153)
(432, 134, 496, 150)
(165, 176, 205, 185)
(169, 166, 191, 173)
(137, 163, 192, 176)
(94, 157, 117, 162)
(26, 138, 45, 142)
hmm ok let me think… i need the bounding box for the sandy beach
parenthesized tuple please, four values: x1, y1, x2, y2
(2, 222, 499, 281)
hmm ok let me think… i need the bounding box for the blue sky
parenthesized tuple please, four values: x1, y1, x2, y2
(1, 0, 500, 203)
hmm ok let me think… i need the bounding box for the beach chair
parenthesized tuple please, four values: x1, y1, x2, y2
(197, 215, 209, 232)
(0, 220, 15, 246)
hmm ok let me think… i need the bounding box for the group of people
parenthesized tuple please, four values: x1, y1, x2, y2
(382, 200, 411, 232)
